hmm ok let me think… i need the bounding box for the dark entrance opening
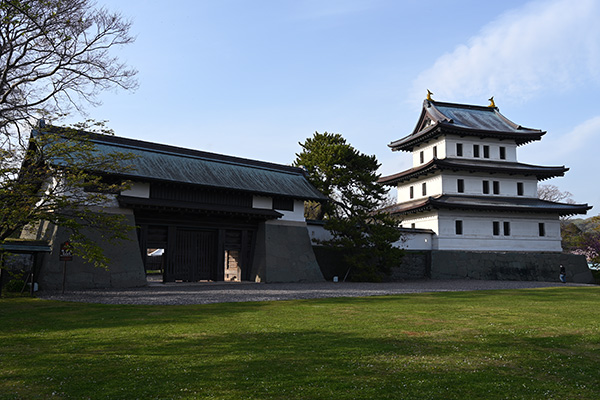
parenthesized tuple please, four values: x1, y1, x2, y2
(168, 229, 218, 282)
(145, 248, 165, 282)
(133, 204, 262, 283)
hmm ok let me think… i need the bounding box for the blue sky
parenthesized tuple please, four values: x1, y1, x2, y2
(74, 0, 600, 212)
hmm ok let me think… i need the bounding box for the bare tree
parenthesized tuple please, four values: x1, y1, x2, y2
(0, 0, 137, 140)
(538, 183, 577, 223)
(0, 0, 138, 270)
(537, 184, 575, 203)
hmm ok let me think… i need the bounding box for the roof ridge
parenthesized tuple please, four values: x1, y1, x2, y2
(38, 126, 305, 176)
(427, 99, 494, 112)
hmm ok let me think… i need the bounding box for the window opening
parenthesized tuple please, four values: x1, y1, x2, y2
(503, 221, 511, 236)
(539, 223, 545, 237)
(517, 182, 524, 196)
(483, 180, 490, 194)
(493, 181, 500, 195)
(422, 182, 427, 196)
(473, 145, 480, 158)
(500, 146, 506, 160)
(455, 220, 463, 235)
(493, 221, 500, 236)
(273, 197, 294, 211)
(456, 143, 463, 157)
(457, 179, 464, 193)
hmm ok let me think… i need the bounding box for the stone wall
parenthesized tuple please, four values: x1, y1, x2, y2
(312, 248, 429, 281)
(22, 214, 147, 290)
(430, 251, 594, 283)
(313, 246, 594, 284)
(386, 251, 430, 281)
(252, 221, 324, 282)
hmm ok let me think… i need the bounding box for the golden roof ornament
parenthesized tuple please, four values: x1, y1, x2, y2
(427, 89, 434, 101)
(488, 96, 496, 108)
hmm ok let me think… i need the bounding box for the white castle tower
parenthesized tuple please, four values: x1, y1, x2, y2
(380, 96, 591, 252)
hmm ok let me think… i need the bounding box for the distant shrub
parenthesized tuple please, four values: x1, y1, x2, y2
(4, 279, 25, 292)
(591, 269, 600, 285)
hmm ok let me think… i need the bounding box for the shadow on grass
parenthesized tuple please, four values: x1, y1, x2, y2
(2, 327, 599, 399)
(0, 297, 273, 335)
(2, 288, 600, 399)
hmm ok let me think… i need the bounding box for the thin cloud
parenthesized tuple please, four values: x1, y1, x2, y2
(521, 115, 600, 164)
(411, 0, 600, 103)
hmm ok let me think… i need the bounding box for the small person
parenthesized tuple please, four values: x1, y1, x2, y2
(559, 264, 566, 283)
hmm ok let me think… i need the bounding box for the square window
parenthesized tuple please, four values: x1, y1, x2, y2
(455, 220, 463, 235)
(503, 221, 511, 236)
(483, 180, 490, 194)
(493, 181, 500, 195)
(473, 145, 480, 158)
(517, 182, 524, 196)
(411, 223, 416, 229)
(273, 197, 294, 211)
(493, 221, 500, 236)
(457, 179, 464, 193)
(500, 146, 506, 160)
(483, 145, 490, 158)
(456, 143, 463, 157)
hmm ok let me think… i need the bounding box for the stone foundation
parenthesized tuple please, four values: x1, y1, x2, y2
(430, 251, 593, 283)
(387, 251, 430, 281)
(313, 247, 593, 284)
(22, 214, 147, 290)
(252, 221, 324, 282)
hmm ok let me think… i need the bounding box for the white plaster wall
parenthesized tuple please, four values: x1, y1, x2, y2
(436, 210, 562, 251)
(121, 182, 150, 198)
(397, 174, 442, 203)
(252, 195, 273, 209)
(443, 136, 518, 162)
(399, 212, 439, 232)
(277, 200, 306, 222)
(306, 223, 333, 244)
(393, 231, 433, 250)
(412, 137, 446, 166)
(441, 171, 538, 198)
(41, 176, 123, 210)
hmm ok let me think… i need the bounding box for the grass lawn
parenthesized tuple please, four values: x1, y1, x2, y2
(1, 287, 600, 399)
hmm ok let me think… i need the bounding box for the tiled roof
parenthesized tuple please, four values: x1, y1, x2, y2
(382, 195, 592, 217)
(34, 129, 327, 201)
(379, 158, 568, 185)
(389, 100, 545, 152)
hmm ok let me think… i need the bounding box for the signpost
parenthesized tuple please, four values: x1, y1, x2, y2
(59, 241, 73, 294)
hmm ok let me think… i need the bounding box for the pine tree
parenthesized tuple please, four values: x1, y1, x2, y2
(294, 132, 403, 281)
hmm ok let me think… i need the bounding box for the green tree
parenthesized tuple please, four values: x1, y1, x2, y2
(2, 121, 137, 268)
(0, 0, 138, 270)
(294, 132, 403, 281)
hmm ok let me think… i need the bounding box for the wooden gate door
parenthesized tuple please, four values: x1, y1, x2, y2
(173, 229, 218, 281)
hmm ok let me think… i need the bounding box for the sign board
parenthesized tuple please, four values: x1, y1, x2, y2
(59, 241, 73, 262)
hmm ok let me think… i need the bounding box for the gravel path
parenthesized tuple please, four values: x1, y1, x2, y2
(36, 280, 592, 306)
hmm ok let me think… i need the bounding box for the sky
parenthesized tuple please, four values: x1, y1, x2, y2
(70, 0, 600, 213)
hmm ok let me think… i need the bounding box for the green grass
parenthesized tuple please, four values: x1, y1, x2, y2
(1, 288, 600, 399)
